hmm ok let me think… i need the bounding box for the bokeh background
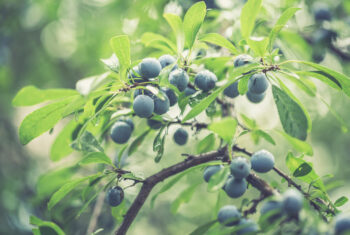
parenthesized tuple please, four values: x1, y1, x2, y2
(1, 0, 350, 234)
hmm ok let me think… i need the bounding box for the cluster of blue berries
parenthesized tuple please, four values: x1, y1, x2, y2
(203, 150, 275, 198)
(224, 55, 268, 103)
(217, 205, 259, 234)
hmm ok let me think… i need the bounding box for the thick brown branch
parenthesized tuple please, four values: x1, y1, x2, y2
(115, 147, 227, 235)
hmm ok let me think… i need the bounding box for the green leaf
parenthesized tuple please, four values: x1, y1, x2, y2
(79, 152, 113, 166)
(19, 97, 75, 145)
(12, 86, 78, 107)
(189, 220, 218, 235)
(293, 162, 312, 177)
(282, 60, 350, 97)
(110, 35, 131, 69)
(141, 32, 177, 53)
(278, 131, 313, 155)
(208, 118, 237, 143)
(334, 196, 348, 207)
(71, 131, 104, 153)
(240, 114, 256, 129)
(75, 73, 111, 96)
(286, 152, 325, 191)
(296, 71, 342, 91)
(278, 71, 316, 97)
(238, 75, 250, 95)
(208, 167, 230, 192)
(128, 129, 151, 156)
(36, 166, 78, 199)
(268, 7, 300, 50)
(272, 85, 308, 141)
(272, 75, 312, 133)
(240, 0, 262, 39)
(197, 133, 215, 154)
(30, 216, 65, 235)
(50, 119, 78, 161)
(163, 13, 184, 53)
(247, 37, 269, 57)
(170, 183, 199, 214)
(183, 1, 206, 48)
(48, 174, 100, 210)
(111, 200, 127, 222)
(254, 130, 276, 145)
(199, 33, 237, 54)
(182, 63, 259, 122)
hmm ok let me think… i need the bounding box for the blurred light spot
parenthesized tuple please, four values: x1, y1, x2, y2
(41, 20, 77, 59)
(122, 18, 139, 35)
(21, 3, 44, 29)
(148, 6, 158, 20)
(216, 0, 234, 9)
(164, 1, 183, 16)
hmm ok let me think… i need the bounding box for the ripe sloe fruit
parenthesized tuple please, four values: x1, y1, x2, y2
(110, 121, 132, 144)
(163, 88, 177, 106)
(282, 189, 303, 216)
(133, 95, 154, 118)
(251, 150, 275, 173)
(203, 165, 223, 182)
(224, 81, 239, 98)
(194, 70, 217, 92)
(217, 205, 241, 226)
(106, 186, 124, 207)
(169, 69, 189, 92)
(234, 54, 253, 67)
(230, 157, 251, 179)
(248, 73, 268, 94)
(224, 177, 247, 198)
(173, 128, 188, 145)
(138, 58, 162, 79)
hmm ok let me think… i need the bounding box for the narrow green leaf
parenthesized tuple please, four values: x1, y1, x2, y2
(278, 131, 313, 155)
(272, 75, 312, 133)
(238, 75, 250, 95)
(79, 152, 113, 166)
(240, 0, 262, 39)
(208, 167, 230, 192)
(196, 133, 215, 154)
(171, 183, 199, 214)
(334, 196, 348, 207)
(183, 1, 206, 48)
(30, 216, 65, 235)
(199, 33, 238, 54)
(269, 7, 300, 50)
(286, 152, 325, 191)
(240, 114, 256, 129)
(296, 71, 342, 91)
(19, 97, 75, 145)
(208, 118, 237, 143)
(50, 119, 78, 161)
(128, 129, 151, 156)
(163, 13, 184, 52)
(71, 131, 104, 153)
(278, 71, 316, 97)
(48, 174, 100, 210)
(189, 220, 218, 235)
(247, 37, 269, 57)
(282, 60, 350, 97)
(272, 85, 308, 140)
(12, 86, 78, 107)
(254, 130, 276, 145)
(110, 35, 131, 69)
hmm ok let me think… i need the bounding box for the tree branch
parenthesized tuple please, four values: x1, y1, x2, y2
(115, 145, 279, 234)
